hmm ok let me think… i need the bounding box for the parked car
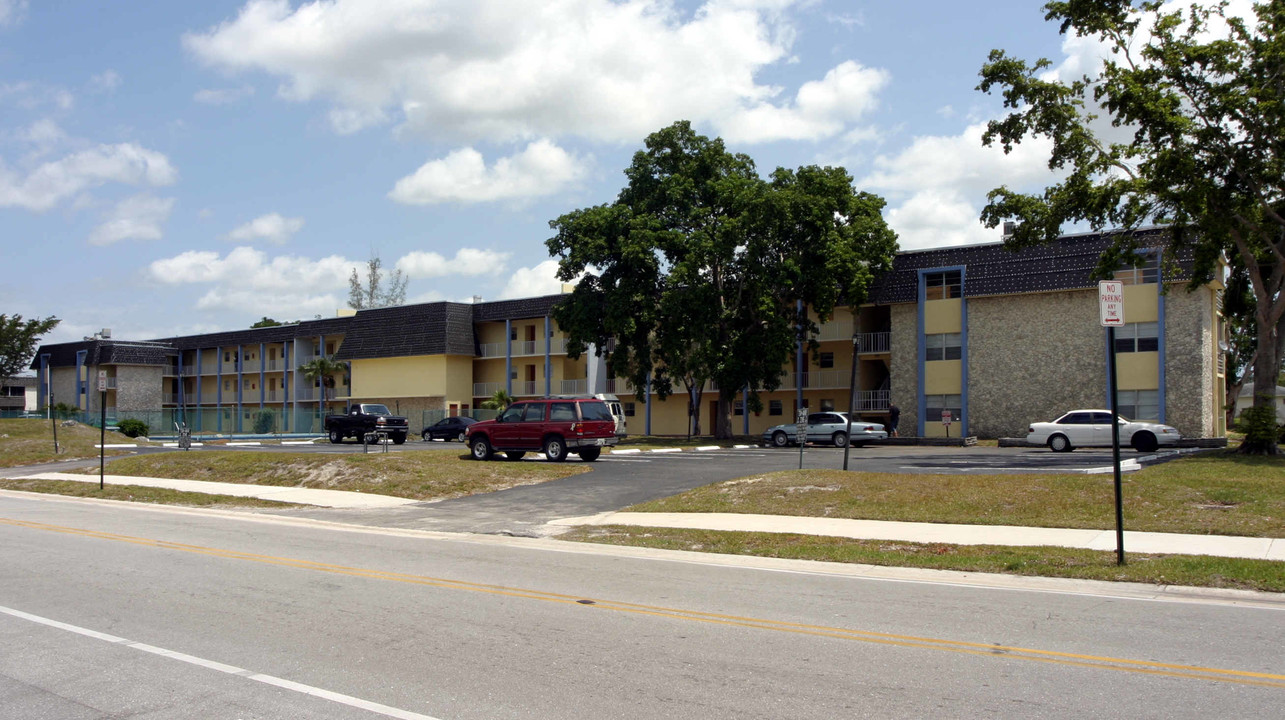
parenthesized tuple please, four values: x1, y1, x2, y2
(595, 393, 628, 439)
(323, 403, 410, 445)
(466, 396, 618, 462)
(422, 416, 477, 442)
(1026, 409, 1180, 452)
(762, 412, 888, 448)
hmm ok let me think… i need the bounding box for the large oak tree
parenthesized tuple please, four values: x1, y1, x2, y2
(978, 0, 1285, 452)
(546, 121, 897, 439)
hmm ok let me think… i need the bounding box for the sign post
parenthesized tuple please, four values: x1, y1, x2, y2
(1099, 280, 1126, 565)
(97, 370, 107, 490)
(796, 409, 807, 470)
(941, 409, 952, 438)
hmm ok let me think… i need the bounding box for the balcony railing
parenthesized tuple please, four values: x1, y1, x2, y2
(513, 340, 539, 357)
(789, 369, 848, 389)
(604, 378, 634, 395)
(181, 367, 198, 377)
(295, 388, 317, 401)
(857, 332, 891, 354)
(817, 320, 855, 341)
(478, 342, 505, 358)
(473, 382, 504, 398)
(854, 389, 890, 412)
(560, 379, 588, 395)
(264, 361, 284, 372)
(162, 393, 177, 405)
(105, 377, 118, 390)
(512, 381, 539, 396)
(479, 338, 572, 358)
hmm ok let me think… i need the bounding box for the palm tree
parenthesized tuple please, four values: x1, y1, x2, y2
(481, 388, 513, 410)
(299, 357, 348, 411)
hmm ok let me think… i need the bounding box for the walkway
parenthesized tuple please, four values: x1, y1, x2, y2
(18, 472, 419, 509)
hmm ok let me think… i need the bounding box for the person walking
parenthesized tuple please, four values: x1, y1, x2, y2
(888, 401, 900, 437)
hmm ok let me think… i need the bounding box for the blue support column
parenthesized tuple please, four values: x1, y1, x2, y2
(259, 343, 266, 407)
(176, 353, 185, 426)
(75, 350, 87, 412)
(236, 346, 243, 432)
(39, 354, 50, 411)
(544, 316, 552, 396)
(216, 347, 223, 433)
(743, 385, 750, 435)
(504, 319, 513, 397)
(196, 350, 203, 432)
(795, 300, 804, 416)
(645, 374, 652, 436)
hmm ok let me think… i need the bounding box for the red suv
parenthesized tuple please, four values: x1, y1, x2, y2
(467, 396, 619, 462)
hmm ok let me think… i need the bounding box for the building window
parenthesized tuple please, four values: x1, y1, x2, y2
(820, 399, 835, 412)
(769, 400, 782, 416)
(1114, 322, 1159, 353)
(924, 270, 962, 300)
(510, 327, 518, 341)
(734, 399, 744, 416)
(326, 342, 335, 355)
(623, 402, 635, 417)
(1117, 390, 1160, 421)
(925, 394, 963, 423)
(819, 352, 834, 369)
(1113, 255, 1160, 285)
(925, 333, 962, 361)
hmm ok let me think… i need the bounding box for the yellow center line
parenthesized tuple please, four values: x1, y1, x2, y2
(4, 516, 1283, 689)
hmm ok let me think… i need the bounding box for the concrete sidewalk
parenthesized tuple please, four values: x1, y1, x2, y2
(18, 472, 420, 509)
(550, 512, 1285, 562)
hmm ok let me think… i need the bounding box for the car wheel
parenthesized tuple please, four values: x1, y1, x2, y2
(422, 431, 432, 442)
(504, 451, 525, 460)
(392, 433, 406, 445)
(457, 431, 467, 443)
(771, 430, 789, 448)
(470, 437, 492, 461)
(328, 428, 342, 444)
(832, 431, 848, 448)
(544, 436, 568, 462)
(1131, 431, 1158, 453)
(1048, 434, 1072, 452)
(578, 447, 601, 462)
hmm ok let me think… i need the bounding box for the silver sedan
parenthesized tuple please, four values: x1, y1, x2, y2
(763, 412, 888, 448)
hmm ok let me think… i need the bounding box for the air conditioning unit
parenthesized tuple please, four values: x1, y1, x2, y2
(101, 328, 112, 338)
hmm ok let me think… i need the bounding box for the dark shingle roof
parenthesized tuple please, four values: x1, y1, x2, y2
(333, 302, 476, 360)
(871, 228, 1190, 304)
(29, 340, 175, 370)
(471, 294, 563, 322)
(159, 317, 354, 350)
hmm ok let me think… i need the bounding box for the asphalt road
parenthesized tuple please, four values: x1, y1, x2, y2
(1, 493, 1281, 719)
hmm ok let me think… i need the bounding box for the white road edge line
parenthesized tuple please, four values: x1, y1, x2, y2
(0, 604, 442, 720)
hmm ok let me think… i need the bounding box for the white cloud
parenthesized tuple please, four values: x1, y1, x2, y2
(860, 122, 1061, 251)
(89, 70, 121, 94)
(184, 0, 884, 145)
(396, 248, 510, 278)
(717, 61, 889, 143)
(0, 143, 177, 211)
(89, 193, 175, 246)
(0, 81, 73, 111)
(498, 259, 565, 300)
(224, 212, 304, 244)
(389, 140, 586, 205)
(194, 85, 255, 105)
(0, 0, 27, 27)
(147, 246, 359, 317)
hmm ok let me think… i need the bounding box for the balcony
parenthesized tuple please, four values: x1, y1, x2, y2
(295, 388, 317, 401)
(604, 378, 634, 395)
(264, 361, 284, 372)
(181, 367, 198, 377)
(789, 370, 848, 390)
(478, 342, 506, 358)
(162, 393, 178, 405)
(854, 389, 890, 412)
(857, 332, 891, 354)
(478, 337, 572, 358)
(560, 378, 588, 395)
(817, 319, 856, 341)
(512, 381, 539, 396)
(473, 382, 504, 398)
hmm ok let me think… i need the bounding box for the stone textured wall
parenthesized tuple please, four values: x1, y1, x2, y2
(117, 366, 164, 411)
(889, 304, 919, 435)
(49, 367, 79, 410)
(1163, 286, 1216, 437)
(967, 290, 1107, 439)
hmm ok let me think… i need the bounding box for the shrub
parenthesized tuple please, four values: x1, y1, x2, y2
(117, 418, 149, 438)
(253, 409, 276, 435)
(52, 402, 80, 420)
(1237, 403, 1277, 453)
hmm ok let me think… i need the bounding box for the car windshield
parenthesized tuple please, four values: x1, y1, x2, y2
(578, 401, 613, 421)
(361, 404, 391, 415)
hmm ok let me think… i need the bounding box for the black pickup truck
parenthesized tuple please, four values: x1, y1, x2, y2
(323, 403, 409, 444)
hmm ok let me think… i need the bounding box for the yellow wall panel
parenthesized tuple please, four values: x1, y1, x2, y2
(352, 356, 451, 397)
(924, 299, 962, 334)
(1123, 284, 1158, 323)
(1116, 352, 1159, 390)
(924, 360, 962, 394)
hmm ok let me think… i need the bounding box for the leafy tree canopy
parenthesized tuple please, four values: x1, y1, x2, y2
(250, 316, 282, 328)
(1, 314, 60, 385)
(348, 255, 407, 310)
(547, 121, 898, 438)
(298, 356, 347, 406)
(978, 0, 1285, 452)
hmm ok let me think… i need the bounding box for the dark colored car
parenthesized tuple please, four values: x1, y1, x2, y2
(422, 416, 477, 442)
(466, 396, 618, 462)
(323, 403, 410, 444)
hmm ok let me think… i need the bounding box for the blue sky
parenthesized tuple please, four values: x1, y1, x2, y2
(3, 0, 1114, 346)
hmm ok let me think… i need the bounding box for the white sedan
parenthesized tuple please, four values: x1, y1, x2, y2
(1027, 410, 1180, 452)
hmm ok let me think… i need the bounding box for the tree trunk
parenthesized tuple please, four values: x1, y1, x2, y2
(1242, 313, 1285, 454)
(687, 384, 703, 437)
(715, 391, 736, 440)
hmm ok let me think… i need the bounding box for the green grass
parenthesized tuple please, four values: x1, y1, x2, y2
(0, 478, 296, 508)
(78, 447, 589, 501)
(0, 418, 134, 467)
(562, 526, 1285, 593)
(625, 451, 1285, 537)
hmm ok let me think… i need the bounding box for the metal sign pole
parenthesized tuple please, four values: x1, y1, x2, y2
(1108, 325, 1125, 565)
(99, 391, 106, 490)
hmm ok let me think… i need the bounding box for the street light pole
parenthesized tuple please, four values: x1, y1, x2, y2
(843, 321, 861, 471)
